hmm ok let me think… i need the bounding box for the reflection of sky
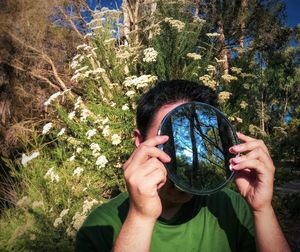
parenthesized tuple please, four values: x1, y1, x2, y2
(172, 107, 225, 171)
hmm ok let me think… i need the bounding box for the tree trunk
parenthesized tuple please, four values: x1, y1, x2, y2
(239, 0, 247, 48)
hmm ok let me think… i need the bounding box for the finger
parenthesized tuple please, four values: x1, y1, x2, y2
(131, 145, 170, 166)
(123, 135, 170, 169)
(145, 167, 167, 191)
(230, 148, 274, 172)
(142, 135, 169, 147)
(230, 159, 271, 177)
(124, 158, 167, 182)
(229, 140, 269, 155)
(236, 132, 256, 142)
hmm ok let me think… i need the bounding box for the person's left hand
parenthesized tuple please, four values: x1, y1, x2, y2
(229, 132, 275, 213)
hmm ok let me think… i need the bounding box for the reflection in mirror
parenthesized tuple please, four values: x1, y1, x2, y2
(158, 102, 238, 195)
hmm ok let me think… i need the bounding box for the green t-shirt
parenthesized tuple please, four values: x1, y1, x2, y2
(75, 189, 256, 252)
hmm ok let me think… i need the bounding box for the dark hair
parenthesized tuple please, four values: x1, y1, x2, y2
(136, 79, 217, 138)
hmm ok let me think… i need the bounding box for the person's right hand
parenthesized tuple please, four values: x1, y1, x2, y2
(123, 135, 170, 221)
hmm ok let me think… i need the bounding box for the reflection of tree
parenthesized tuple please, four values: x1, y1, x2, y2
(163, 116, 177, 172)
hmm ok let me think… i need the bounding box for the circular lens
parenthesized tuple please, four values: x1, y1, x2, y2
(158, 102, 238, 195)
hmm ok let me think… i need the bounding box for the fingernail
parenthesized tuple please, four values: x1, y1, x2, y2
(229, 164, 233, 171)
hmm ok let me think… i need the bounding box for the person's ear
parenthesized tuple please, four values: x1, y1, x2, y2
(134, 129, 144, 147)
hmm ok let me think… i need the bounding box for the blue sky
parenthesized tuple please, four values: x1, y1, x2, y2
(99, 0, 300, 28)
(285, 0, 300, 27)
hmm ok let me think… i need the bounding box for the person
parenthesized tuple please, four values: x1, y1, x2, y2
(75, 80, 290, 252)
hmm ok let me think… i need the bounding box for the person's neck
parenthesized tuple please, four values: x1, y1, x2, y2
(160, 201, 183, 220)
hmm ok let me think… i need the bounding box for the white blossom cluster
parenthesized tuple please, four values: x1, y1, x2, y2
(90, 143, 101, 157)
(231, 67, 242, 74)
(186, 52, 201, 60)
(240, 100, 248, 109)
(164, 17, 185, 32)
(86, 129, 97, 140)
(206, 32, 221, 38)
(73, 167, 84, 177)
(218, 91, 232, 104)
(111, 134, 121, 145)
(44, 167, 60, 182)
(221, 74, 238, 83)
(207, 65, 216, 72)
(199, 74, 217, 90)
(123, 75, 158, 89)
(44, 92, 61, 107)
(42, 122, 53, 135)
(143, 47, 158, 63)
(96, 155, 108, 168)
(68, 199, 99, 235)
(53, 208, 69, 228)
(21, 151, 40, 166)
(57, 128, 65, 136)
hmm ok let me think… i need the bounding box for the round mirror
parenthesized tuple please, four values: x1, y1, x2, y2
(158, 102, 239, 195)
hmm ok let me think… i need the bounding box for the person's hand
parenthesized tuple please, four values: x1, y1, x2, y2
(229, 132, 275, 213)
(123, 135, 170, 220)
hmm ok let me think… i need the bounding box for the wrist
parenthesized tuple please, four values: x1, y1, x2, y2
(127, 207, 158, 226)
(252, 205, 274, 218)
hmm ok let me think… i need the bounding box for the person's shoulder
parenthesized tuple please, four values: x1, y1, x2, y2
(82, 192, 129, 227)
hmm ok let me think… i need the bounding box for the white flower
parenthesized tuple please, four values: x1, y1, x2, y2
(42, 122, 53, 135)
(60, 209, 69, 218)
(236, 117, 243, 123)
(82, 199, 98, 215)
(68, 111, 76, 120)
(199, 75, 217, 90)
(80, 109, 91, 122)
(44, 92, 61, 107)
(111, 134, 121, 145)
(74, 97, 82, 110)
(69, 155, 76, 161)
(32, 201, 44, 209)
(206, 32, 221, 38)
(53, 217, 63, 227)
(143, 47, 158, 63)
(164, 17, 185, 32)
(110, 102, 116, 107)
(86, 129, 97, 139)
(96, 155, 108, 168)
(207, 65, 216, 72)
(125, 90, 135, 98)
(102, 125, 110, 137)
(73, 167, 84, 177)
(240, 101, 248, 109)
(21, 151, 40, 166)
(71, 212, 86, 230)
(90, 143, 100, 152)
(231, 67, 242, 74)
(76, 147, 83, 154)
(122, 104, 129, 111)
(186, 52, 201, 60)
(123, 75, 158, 89)
(221, 74, 238, 83)
(57, 128, 65, 136)
(44, 167, 60, 182)
(218, 91, 232, 104)
(66, 227, 76, 237)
